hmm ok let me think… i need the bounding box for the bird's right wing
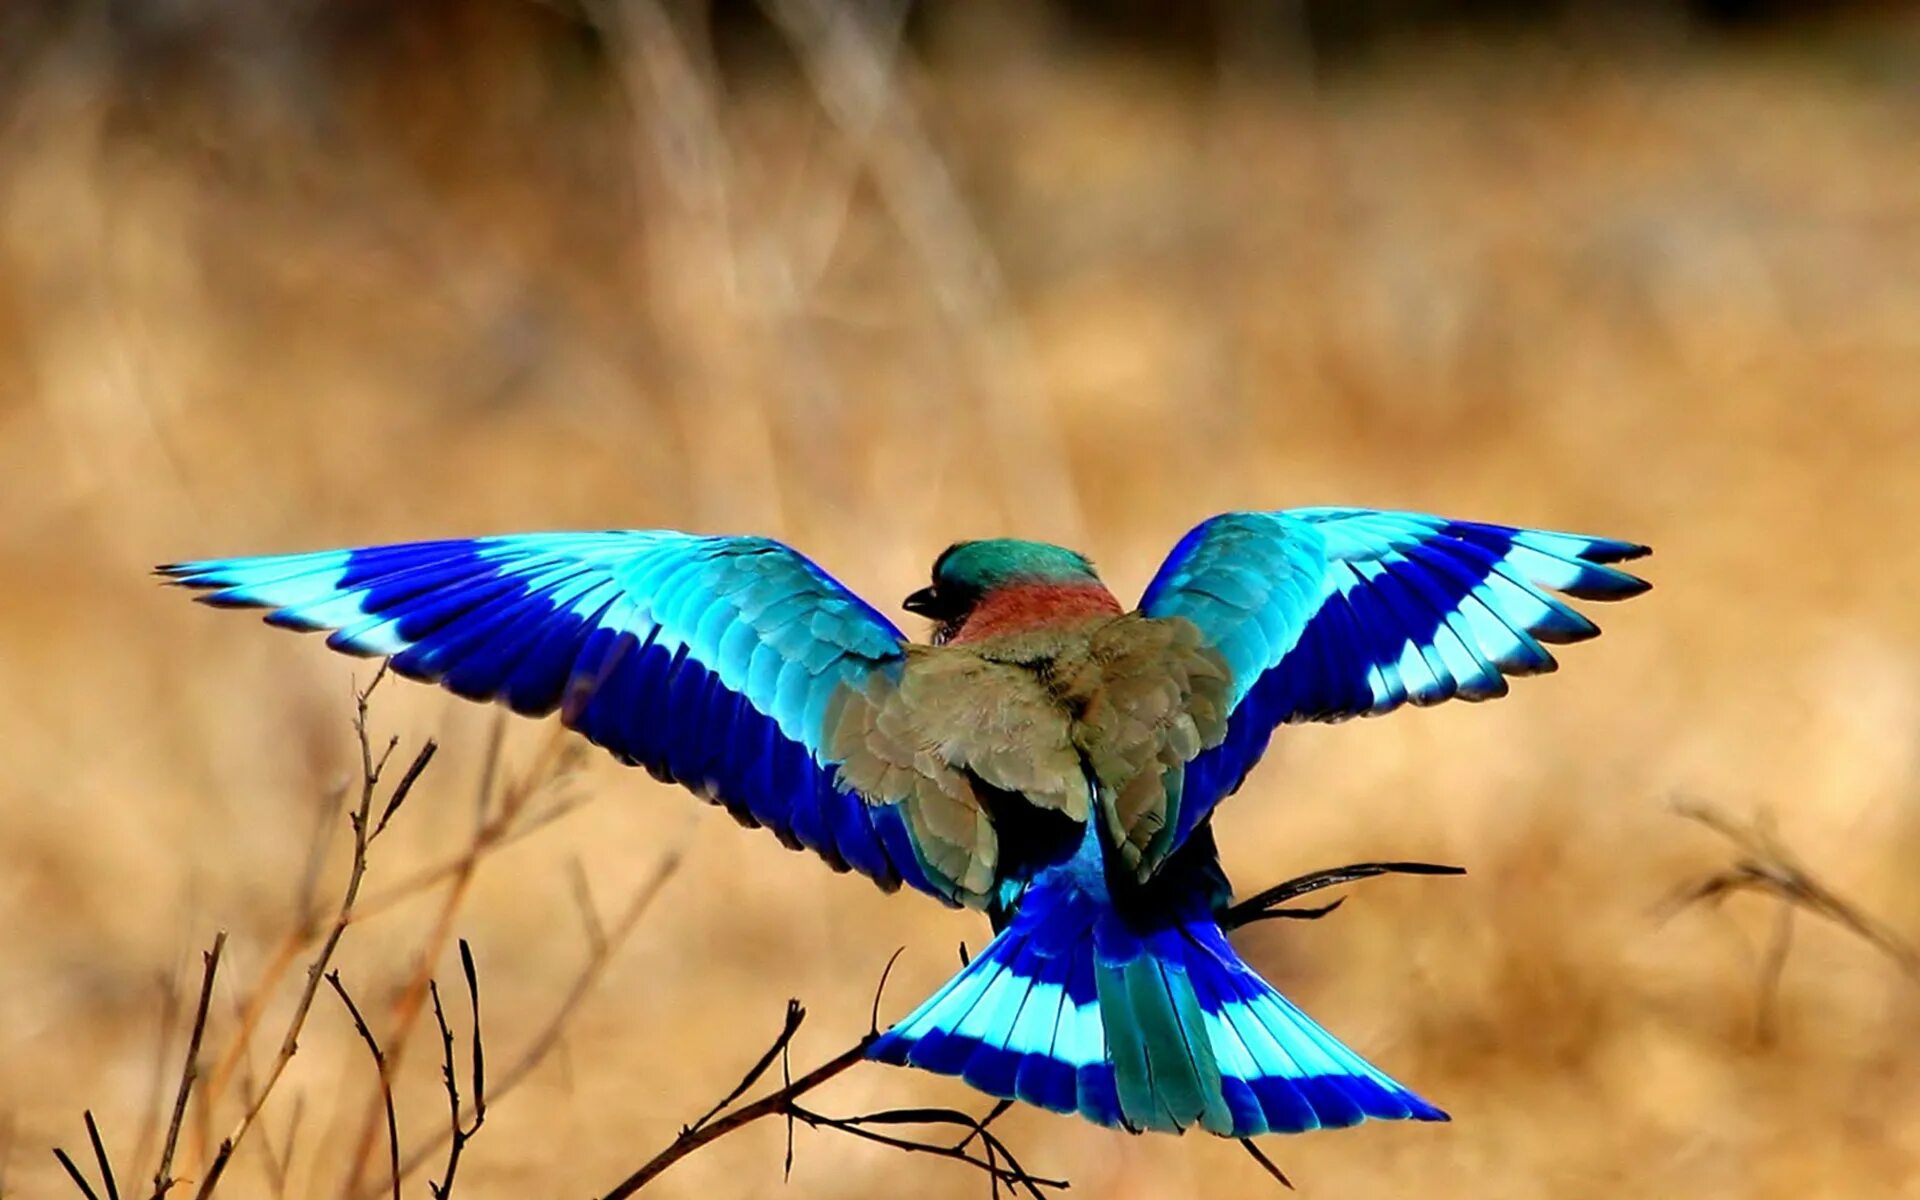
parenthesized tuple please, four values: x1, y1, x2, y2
(161, 531, 987, 904)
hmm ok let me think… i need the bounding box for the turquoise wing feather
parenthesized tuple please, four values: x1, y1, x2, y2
(1137, 508, 1650, 863)
(161, 532, 956, 901)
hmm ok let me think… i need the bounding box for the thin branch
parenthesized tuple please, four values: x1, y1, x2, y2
(596, 1015, 876, 1199)
(782, 1104, 1064, 1200)
(87, 1112, 120, 1200)
(54, 1111, 120, 1200)
(595, 953, 1065, 1198)
(427, 940, 487, 1200)
(192, 667, 406, 1199)
(869, 947, 905, 1036)
(324, 972, 400, 1200)
(151, 930, 225, 1200)
(690, 1000, 807, 1136)
(1221, 861, 1467, 930)
(53, 1145, 101, 1200)
(365, 841, 685, 1197)
(337, 723, 514, 1194)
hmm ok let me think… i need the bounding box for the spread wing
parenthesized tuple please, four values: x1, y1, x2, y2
(160, 531, 968, 903)
(1135, 508, 1650, 865)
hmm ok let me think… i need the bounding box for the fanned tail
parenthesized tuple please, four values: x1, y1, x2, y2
(870, 874, 1446, 1136)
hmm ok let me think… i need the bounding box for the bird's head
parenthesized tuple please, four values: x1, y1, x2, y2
(904, 539, 1110, 644)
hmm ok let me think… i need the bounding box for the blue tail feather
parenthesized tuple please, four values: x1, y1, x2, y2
(871, 873, 1445, 1138)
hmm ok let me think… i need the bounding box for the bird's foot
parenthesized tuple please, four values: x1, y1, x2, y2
(1218, 861, 1466, 930)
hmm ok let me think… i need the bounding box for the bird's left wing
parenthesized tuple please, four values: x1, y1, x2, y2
(161, 532, 968, 903)
(1132, 508, 1649, 869)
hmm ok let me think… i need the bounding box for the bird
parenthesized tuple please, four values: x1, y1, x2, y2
(159, 507, 1648, 1139)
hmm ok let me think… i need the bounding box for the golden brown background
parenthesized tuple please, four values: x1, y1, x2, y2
(5, 2, 1920, 1196)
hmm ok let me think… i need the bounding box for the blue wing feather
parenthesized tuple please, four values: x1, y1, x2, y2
(1141, 508, 1649, 863)
(161, 532, 949, 902)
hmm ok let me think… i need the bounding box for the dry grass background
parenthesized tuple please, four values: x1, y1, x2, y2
(4, 1, 1920, 1196)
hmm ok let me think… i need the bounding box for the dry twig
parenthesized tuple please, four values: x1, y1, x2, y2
(151, 931, 226, 1199)
(427, 941, 487, 1200)
(594, 959, 1065, 1199)
(324, 972, 401, 1200)
(191, 665, 430, 1197)
(338, 729, 581, 1194)
(52, 1111, 119, 1200)
(364, 841, 685, 1197)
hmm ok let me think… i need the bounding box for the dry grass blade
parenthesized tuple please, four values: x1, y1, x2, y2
(1670, 801, 1920, 1038)
(1670, 801, 1920, 978)
(761, 0, 1086, 544)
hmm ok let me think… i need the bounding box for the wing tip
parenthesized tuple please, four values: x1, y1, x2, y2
(1582, 538, 1652, 565)
(1559, 570, 1652, 602)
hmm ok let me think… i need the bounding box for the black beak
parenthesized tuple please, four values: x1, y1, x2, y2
(902, 586, 941, 617)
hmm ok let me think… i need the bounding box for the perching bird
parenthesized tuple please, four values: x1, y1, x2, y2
(160, 508, 1648, 1138)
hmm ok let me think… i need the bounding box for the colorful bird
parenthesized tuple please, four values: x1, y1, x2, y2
(160, 507, 1648, 1138)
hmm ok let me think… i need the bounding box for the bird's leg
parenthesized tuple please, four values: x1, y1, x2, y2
(1218, 861, 1466, 930)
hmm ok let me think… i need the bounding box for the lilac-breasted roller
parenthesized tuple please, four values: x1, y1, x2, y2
(160, 507, 1648, 1138)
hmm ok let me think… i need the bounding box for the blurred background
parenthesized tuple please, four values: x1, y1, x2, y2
(5, 1, 1920, 1196)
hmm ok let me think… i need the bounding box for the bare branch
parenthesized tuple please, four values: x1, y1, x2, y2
(87, 1112, 121, 1200)
(54, 1144, 102, 1200)
(427, 940, 487, 1200)
(781, 1104, 1065, 1200)
(192, 666, 414, 1199)
(366, 842, 684, 1197)
(337, 731, 577, 1195)
(324, 972, 400, 1200)
(150, 930, 225, 1200)
(54, 1111, 120, 1200)
(594, 953, 1065, 1198)
(595, 1010, 876, 1199)
(687, 1001, 807, 1137)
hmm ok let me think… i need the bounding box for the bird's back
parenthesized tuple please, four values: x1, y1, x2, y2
(829, 612, 1232, 901)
